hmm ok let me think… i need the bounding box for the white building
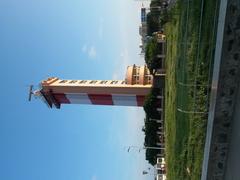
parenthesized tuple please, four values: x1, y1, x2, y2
(139, 8, 150, 54)
(155, 158, 167, 180)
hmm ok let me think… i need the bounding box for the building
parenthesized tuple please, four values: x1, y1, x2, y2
(36, 64, 165, 108)
(155, 158, 167, 180)
(139, 23, 149, 54)
(139, 8, 149, 54)
(141, 7, 147, 23)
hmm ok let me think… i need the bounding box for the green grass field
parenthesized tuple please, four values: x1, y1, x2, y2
(164, 0, 220, 179)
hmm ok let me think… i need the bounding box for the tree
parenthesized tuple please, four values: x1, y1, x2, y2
(159, 9, 169, 26)
(146, 12, 160, 36)
(143, 88, 162, 118)
(143, 88, 164, 165)
(150, 0, 161, 8)
(144, 117, 161, 166)
(146, 148, 158, 165)
(145, 38, 164, 74)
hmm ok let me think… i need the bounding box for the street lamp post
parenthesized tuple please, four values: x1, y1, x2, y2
(126, 145, 165, 152)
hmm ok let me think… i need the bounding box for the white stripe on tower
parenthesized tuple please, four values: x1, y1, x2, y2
(112, 94, 137, 106)
(65, 93, 92, 104)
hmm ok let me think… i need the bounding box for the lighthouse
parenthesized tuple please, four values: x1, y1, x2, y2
(36, 65, 162, 108)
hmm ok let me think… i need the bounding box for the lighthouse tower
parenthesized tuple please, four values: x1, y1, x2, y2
(37, 65, 157, 108)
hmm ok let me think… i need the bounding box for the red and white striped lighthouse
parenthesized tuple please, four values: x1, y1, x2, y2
(38, 65, 155, 108)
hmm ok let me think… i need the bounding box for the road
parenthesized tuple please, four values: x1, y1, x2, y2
(224, 84, 240, 180)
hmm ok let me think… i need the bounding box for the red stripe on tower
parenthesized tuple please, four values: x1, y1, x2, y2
(53, 93, 71, 104)
(88, 94, 113, 105)
(136, 95, 145, 106)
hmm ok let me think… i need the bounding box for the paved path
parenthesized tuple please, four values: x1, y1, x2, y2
(224, 84, 240, 180)
(201, 0, 240, 179)
(200, 0, 228, 179)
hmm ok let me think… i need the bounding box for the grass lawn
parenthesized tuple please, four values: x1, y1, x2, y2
(164, 0, 220, 179)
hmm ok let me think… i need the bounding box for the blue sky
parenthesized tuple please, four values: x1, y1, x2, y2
(0, 0, 154, 180)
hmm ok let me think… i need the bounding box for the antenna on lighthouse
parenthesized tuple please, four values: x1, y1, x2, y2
(28, 85, 34, 101)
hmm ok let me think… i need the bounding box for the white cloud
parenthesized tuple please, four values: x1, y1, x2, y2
(81, 44, 97, 59)
(112, 72, 119, 80)
(88, 46, 97, 59)
(91, 175, 97, 180)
